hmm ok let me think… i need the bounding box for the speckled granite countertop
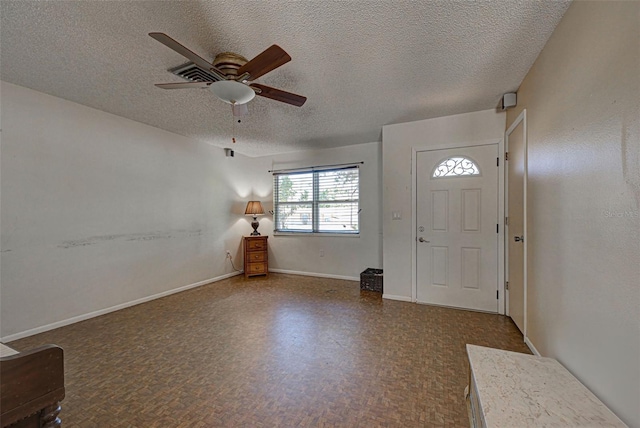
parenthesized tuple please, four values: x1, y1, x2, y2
(466, 344, 626, 427)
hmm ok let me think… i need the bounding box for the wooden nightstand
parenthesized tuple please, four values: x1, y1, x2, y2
(243, 236, 268, 278)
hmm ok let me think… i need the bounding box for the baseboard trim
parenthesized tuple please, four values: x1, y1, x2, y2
(269, 269, 358, 282)
(525, 336, 541, 356)
(1, 271, 242, 343)
(382, 294, 412, 302)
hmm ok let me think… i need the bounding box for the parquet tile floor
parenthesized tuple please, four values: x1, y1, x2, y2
(8, 273, 530, 427)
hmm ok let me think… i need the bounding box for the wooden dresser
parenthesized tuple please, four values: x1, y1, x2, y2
(243, 236, 268, 278)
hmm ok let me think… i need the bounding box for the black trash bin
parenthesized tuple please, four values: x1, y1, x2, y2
(360, 268, 383, 293)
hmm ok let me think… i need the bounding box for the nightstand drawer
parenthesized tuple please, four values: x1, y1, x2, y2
(247, 251, 266, 262)
(247, 262, 266, 274)
(247, 239, 266, 251)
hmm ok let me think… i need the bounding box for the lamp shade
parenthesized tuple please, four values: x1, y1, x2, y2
(244, 201, 265, 216)
(210, 80, 255, 105)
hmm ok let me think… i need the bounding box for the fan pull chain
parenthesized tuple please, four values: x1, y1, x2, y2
(232, 104, 236, 144)
(231, 102, 248, 144)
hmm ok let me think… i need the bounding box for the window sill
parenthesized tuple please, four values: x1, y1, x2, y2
(273, 231, 360, 238)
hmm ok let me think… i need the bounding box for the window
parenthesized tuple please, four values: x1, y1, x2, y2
(273, 165, 359, 234)
(432, 156, 480, 178)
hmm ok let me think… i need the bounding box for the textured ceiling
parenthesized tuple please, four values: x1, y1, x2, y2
(0, 1, 570, 157)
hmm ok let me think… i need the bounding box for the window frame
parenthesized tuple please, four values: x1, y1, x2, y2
(273, 165, 360, 236)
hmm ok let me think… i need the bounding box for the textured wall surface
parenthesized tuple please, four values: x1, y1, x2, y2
(506, 1, 640, 425)
(0, 82, 255, 339)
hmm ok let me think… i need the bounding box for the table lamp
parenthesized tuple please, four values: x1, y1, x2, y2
(244, 201, 265, 236)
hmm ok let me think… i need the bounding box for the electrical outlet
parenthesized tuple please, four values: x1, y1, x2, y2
(320, 249, 324, 257)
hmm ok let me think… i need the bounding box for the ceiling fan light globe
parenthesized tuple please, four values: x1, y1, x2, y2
(209, 80, 255, 105)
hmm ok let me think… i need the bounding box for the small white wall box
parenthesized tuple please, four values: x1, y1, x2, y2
(502, 93, 517, 110)
(224, 148, 234, 157)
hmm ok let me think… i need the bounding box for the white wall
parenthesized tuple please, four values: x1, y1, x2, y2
(245, 142, 382, 280)
(0, 82, 256, 340)
(381, 109, 506, 300)
(506, 2, 639, 426)
(0, 83, 383, 340)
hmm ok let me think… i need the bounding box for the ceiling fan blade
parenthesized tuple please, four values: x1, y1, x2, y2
(237, 45, 291, 81)
(250, 83, 306, 107)
(155, 82, 212, 89)
(149, 32, 214, 73)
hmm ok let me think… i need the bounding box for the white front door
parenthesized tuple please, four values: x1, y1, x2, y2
(416, 145, 499, 312)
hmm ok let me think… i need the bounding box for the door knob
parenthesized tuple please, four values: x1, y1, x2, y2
(418, 237, 430, 243)
(514, 235, 524, 242)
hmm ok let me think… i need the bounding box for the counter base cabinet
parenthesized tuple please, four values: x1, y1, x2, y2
(244, 236, 268, 278)
(465, 345, 626, 428)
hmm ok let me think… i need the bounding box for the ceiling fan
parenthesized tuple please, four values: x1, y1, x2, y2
(149, 32, 306, 109)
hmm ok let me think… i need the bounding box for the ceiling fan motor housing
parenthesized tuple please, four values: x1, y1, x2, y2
(212, 52, 249, 78)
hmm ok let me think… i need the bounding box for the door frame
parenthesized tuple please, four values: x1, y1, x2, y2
(504, 109, 528, 334)
(411, 138, 505, 314)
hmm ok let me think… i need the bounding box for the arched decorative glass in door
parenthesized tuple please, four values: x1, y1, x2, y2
(432, 156, 480, 178)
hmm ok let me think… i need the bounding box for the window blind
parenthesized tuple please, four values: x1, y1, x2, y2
(273, 165, 360, 234)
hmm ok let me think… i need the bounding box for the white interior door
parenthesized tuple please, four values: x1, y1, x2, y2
(506, 111, 527, 334)
(416, 145, 499, 312)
